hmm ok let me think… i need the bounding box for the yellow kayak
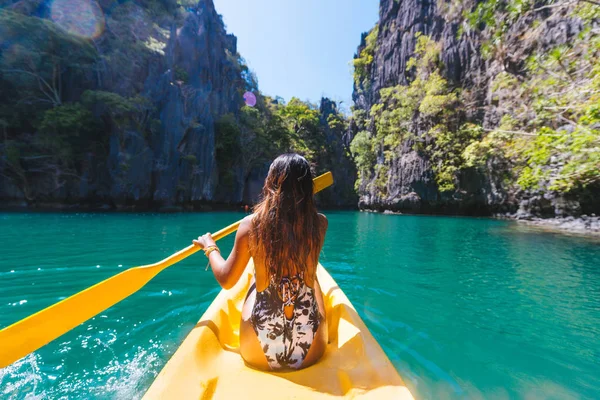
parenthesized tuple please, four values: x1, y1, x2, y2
(144, 261, 414, 399)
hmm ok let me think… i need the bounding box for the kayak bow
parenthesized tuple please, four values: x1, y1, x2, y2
(144, 260, 414, 399)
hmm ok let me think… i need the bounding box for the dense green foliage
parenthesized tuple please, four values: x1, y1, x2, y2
(464, 0, 554, 58)
(352, 2, 599, 201)
(0, 11, 104, 197)
(215, 95, 346, 188)
(37, 103, 98, 160)
(463, 1, 600, 194)
(353, 24, 379, 89)
(351, 33, 479, 192)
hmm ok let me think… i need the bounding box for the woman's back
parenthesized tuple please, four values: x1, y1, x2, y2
(196, 154, 328, 371)
(245, 213, 328, 370)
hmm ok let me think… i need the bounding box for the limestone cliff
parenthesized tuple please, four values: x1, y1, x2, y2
(0, 0, 356, 209)
(0, 0, 245, 208)
(350, 0, 600, 217)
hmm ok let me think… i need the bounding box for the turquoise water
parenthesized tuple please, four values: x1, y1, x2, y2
(1, 211, 599, 399)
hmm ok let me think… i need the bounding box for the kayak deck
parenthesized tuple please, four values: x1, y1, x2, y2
(144, 261, 414, 399)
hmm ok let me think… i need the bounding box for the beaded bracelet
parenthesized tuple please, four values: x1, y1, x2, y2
(203, 245, 220, 271)
(204, 245, 220, 257)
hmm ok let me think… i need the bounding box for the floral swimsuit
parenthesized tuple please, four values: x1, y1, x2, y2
(250, 272, 321, 370)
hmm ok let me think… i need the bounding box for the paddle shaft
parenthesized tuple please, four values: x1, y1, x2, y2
(0, 172, 333, 368)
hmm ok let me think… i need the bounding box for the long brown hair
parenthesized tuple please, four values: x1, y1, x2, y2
(251, 153, 322, 281)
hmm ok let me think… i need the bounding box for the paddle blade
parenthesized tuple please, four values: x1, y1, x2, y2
(314, 171, 333, 193)
(0, 266, 158, 368)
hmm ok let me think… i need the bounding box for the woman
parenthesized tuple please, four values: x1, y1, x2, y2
(193, 154, 328, 371)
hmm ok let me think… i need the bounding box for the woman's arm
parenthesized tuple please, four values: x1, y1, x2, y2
(193, 216, 253, 290)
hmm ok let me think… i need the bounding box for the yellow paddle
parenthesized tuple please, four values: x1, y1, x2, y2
(0, 172, 333, 368)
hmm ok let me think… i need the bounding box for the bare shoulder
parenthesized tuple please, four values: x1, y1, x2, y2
(238, 214, 255, 234)
(318, 213, 328, 228)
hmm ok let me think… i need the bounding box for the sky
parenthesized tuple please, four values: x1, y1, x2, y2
(212, 0, 379, 111)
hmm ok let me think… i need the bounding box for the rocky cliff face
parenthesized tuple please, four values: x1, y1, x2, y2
(0, 0, 247, 209)
(0, 0, 357, 209)
(351, 0, 600, 217)
(105, 0, 245, 207)
(316, 98, 358, 207)
(352, 0, 493, 214)
(354, 0, 482, 109)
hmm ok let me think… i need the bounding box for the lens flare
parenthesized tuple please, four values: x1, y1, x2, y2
(50, 0, 105, 39)
(243, 91, 256, 107)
